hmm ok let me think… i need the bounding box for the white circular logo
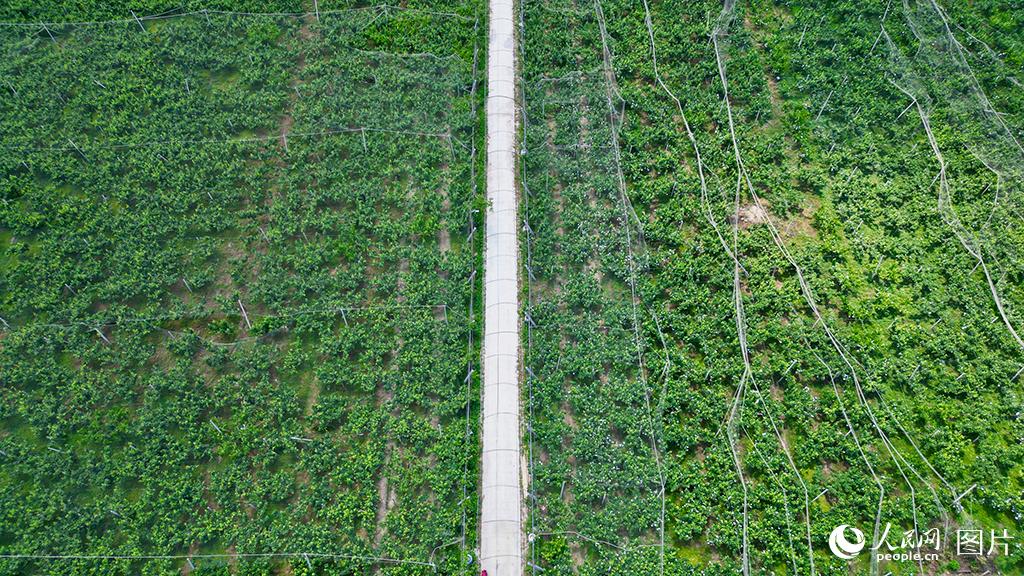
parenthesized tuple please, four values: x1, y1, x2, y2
(829, 524, 865, 559)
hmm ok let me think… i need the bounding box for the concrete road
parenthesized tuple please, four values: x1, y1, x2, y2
(480, 0, 521, 572)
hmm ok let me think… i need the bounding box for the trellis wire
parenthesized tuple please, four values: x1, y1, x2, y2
(739, 421, 801, 576)
(710, 3, 817, 573)
(0, 551, 435, 569)
(520, 7, 671, 569)
(0, 5, 481, 573)
(0, 5, 475, 28)
(3, 302, 449, 333)
(812, 349, 885, 576)
(882, 5, 1024, 352)
(457, 12, 482, 572)
(591, 3, 667, 574)
(520, 1, 675, 569)
(516, 0, 540, 572)
(712, 5, 958, 575)
(4, 127, 469, 156)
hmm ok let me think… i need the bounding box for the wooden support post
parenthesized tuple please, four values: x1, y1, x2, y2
(237, 297, 251, 330)
(814, 90, 833, 122)
(952, 484, 976, 509)
(42, 23, 57, 45)
(130, 10, 147, 33)
(238, 299, 252, 330)
(67, 139, 87, 160)
(1012, 365, 1024, 382)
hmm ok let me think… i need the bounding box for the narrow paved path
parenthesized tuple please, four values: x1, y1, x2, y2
(480, 0, 521, 572)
